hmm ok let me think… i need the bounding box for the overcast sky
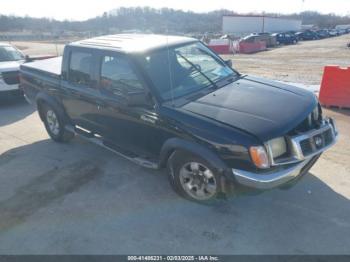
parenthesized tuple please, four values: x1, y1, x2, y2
(2, 0, 349, 20)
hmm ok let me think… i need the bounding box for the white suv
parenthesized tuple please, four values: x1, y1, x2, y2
(0, 43, 25, 98)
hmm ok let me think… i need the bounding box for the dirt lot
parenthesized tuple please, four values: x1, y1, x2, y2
(0, 36, 349, 254)
(12, 41, 65, 56)
(225, 34, 350, 84)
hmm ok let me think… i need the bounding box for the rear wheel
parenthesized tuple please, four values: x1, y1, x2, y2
(41, 104, 74, 143)
(167, 151, 224, 203)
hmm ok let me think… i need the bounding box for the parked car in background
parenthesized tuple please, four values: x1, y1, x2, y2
(316, 29, 330, 39)
(0, 43, 25, 98)
(257, 33, 278, 47)
(20, 34, 338, 203)
(235, 34, 267, 54)
(337, 29, 347, 35)
(272, 33, 298, 45)
(296, 30, 319, 41)
(328, 29, 339, 37)
(240, 34, 260, 43)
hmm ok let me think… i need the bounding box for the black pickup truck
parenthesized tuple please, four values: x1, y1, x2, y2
(20, 34, 338, 203)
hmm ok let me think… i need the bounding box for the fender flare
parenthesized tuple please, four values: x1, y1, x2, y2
(35, 92, 70, 124)
(159, 137, 228, 173)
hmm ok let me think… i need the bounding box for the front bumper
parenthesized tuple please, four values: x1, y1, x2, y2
(0, 75, 21, 99)
(0, 89, 22, 100)
(0, 79, 19, 92)
(0, 83, 19, 92)
(232, 119, 338, 190)
(233, 155, 318, 190)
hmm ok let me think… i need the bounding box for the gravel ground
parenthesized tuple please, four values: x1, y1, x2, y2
(12, 41, 65, 56)
(224, 34, 350, 85)
(0, 98, 349, 255)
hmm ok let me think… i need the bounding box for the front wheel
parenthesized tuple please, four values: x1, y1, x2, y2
(167, 151, 223, 203)
(41, 104, 74, 143)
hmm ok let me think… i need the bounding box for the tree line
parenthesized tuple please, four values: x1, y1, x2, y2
(0, 7, 349, 34)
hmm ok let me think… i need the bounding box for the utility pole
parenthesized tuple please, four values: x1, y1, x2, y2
(262, 13, 265, 33)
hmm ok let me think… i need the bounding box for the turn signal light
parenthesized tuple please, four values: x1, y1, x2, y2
(249, 146, 270, 169)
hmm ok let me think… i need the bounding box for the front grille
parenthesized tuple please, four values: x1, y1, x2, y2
(270, 120, 336, 167)
(323, 129, 334, 146)
(300, 139, 313, 156)
(293, 107, 322, 134)
(299, 127, 334, 157)
(1, 71, 20, 85)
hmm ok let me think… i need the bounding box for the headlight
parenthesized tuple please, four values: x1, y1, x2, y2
(249, 146, 269, 169)
(267, 137, 287, 159)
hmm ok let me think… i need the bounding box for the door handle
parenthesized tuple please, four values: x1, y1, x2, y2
(96, 100, 106, 110)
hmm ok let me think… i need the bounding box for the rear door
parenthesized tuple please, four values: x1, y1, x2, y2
(94, 52, 166, 158)
(60, 47, 106, 134)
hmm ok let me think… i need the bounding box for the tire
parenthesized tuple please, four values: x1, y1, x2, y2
(167, 150, 224, 204)
(41, 103, 74, 143)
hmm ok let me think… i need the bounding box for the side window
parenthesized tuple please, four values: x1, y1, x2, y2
(68, 51, 92, 86)
(100, 55, 144, 96)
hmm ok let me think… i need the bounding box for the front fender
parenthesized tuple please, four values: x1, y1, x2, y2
(159, 137, 228, 173)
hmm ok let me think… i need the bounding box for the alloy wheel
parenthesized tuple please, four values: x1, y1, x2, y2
(46, 110, 60, 136)
(179, 162, 217, 200)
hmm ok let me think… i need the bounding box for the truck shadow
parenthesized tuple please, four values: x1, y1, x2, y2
(0, 139, 107, 233)
(0, 97, 35, 127)
(0, 138, 349, 253)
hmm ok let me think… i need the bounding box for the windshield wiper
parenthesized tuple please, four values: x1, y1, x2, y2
(175, 52, 219, 90)
(215, 73, 239, 86)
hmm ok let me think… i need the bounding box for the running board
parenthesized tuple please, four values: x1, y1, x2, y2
(65, 125, 159, 169)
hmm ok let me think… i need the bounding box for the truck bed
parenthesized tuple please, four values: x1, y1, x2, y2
(20, 57, 62, 104)
(20, 57, 62, 79)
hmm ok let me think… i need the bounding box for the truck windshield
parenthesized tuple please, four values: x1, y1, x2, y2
(135, 42, 237, 101)
(0, 46, 24, 62)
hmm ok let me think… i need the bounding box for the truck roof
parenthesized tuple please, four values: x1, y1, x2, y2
(69, 34, 197, 53)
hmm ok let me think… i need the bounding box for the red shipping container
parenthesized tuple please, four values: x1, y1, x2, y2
(208, 39, 233, 54)
(209, 45, 231, 54)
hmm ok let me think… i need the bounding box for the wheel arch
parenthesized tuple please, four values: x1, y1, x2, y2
(35, 93, 70, 124)
(159, 138, 228, 173)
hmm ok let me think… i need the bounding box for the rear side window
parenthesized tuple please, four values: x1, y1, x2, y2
(68, 51, 92, 86)
(100, 55, 143, 96)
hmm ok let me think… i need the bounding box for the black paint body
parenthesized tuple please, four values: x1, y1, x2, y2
(20, 39, 318, 182)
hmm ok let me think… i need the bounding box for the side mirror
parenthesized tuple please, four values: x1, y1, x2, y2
(25, 55, 33, 62)
(225, 59, 232, 67)
(126, 90, 153, 108)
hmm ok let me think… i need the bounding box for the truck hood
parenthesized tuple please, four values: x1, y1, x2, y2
(181, 76, 317, 141)
(0, 61, 23, 72)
